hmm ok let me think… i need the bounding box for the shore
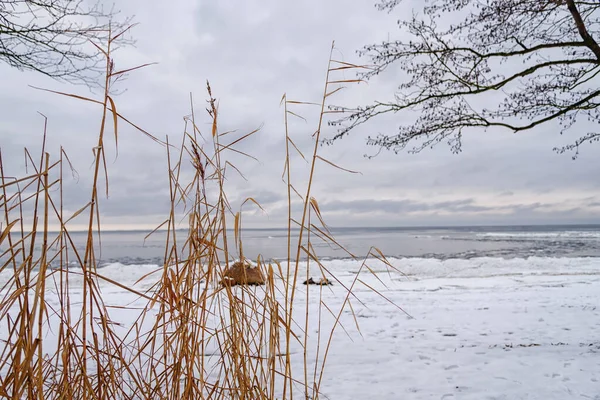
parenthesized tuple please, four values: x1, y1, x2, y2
(308, 273, 600, 399)
(1, 258, 598, 399)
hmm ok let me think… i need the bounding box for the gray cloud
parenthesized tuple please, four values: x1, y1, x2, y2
(1, 0, 600, 230)
(318, 198, 492, 214)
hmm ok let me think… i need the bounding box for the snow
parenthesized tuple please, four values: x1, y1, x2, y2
(1, 257, 599, 399)
(309, 274, 600, 399)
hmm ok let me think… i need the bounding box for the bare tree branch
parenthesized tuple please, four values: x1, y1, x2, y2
(566, 0, 600, 59)
(0, 0, 133, 86)
(328, 0, 600, 158)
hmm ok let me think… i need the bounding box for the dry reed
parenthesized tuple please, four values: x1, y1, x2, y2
(0, 31, 404, 399)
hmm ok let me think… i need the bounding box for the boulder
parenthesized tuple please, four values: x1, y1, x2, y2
(220, 260, 265, 286)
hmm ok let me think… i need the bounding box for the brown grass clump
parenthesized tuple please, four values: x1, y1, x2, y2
(220, 260, 265, 286)
(0, 29, 408, 399)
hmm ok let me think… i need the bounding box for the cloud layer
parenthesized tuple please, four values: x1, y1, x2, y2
(1, 0, 599, 230)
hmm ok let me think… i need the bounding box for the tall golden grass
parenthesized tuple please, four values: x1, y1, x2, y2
(0, 29, 403, 399)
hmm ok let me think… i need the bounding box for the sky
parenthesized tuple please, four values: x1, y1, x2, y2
(2, 0, 600, 230)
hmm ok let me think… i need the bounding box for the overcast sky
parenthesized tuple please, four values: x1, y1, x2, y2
(2, 0, 600, 230)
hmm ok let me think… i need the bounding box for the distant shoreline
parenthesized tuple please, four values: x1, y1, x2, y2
(49, 223, 600, 234)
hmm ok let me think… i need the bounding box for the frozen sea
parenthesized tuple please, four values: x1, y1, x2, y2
(58, 224, 600, 267)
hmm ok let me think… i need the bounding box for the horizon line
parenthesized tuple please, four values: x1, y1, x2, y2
(45, 222, 600, 234)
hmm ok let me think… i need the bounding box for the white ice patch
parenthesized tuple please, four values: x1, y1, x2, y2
(477, 231, 600, 239)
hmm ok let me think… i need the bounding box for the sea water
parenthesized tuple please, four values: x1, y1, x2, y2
(3, 225, 600, 284)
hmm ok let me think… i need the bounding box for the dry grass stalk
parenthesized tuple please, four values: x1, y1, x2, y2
(0, 33, 403, 400)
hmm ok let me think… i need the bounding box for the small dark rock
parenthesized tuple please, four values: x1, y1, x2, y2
(303, 277, 333, 286)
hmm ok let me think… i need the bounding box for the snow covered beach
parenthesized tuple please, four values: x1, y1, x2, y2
(2, 255, 596, 399)
(275, 256, 600, 399)
(313, 271, 600, 399)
